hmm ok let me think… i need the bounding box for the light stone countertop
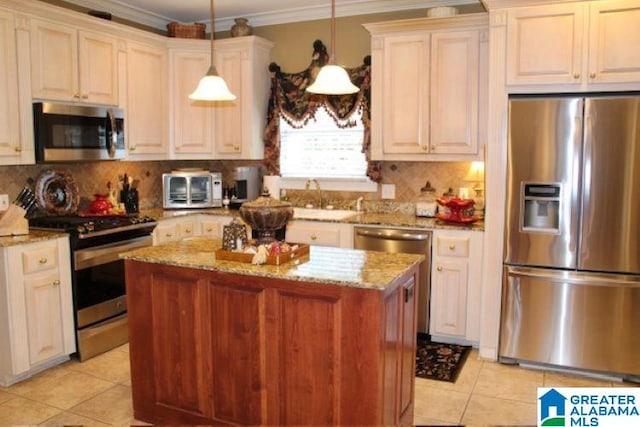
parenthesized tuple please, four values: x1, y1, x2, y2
(141, 208, 485, 232)
(0, 230, 68, 247)
(122, 237, 424, 291)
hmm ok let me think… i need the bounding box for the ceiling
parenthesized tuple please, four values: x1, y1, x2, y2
(61, 0, 481, 31)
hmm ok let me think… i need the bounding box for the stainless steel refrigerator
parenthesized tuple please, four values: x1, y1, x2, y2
(500, 95, 640, 380)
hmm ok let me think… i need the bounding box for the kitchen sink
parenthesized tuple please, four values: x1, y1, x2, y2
(293, 207, 358, 221)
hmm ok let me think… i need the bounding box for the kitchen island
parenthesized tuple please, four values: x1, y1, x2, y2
(123, 238, 422, 426)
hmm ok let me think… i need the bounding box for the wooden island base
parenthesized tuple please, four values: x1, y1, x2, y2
(125, 258, 419, 426)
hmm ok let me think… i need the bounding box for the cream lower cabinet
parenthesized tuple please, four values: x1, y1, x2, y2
(285, 221, 353, 249)
(30, 18, 118, 105)
(365, 14, 488, 161)
(0, 236, 75, 386)
(430, 229, 483, 344)
(506, 0, 640, 88)
(152, 215, 198, 245)
(125, 40, 169, 159)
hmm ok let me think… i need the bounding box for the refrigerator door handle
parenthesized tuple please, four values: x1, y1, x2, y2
(506, 266, 640, 287)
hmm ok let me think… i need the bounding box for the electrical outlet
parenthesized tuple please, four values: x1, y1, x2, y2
(0, 194, 8, 211)
(381, 184, 396, 200)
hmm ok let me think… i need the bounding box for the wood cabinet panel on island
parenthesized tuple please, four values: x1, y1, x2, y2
(124, 240, 420, 425)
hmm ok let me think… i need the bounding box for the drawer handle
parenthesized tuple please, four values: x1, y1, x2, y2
(39, 257, 48, 265)
(129, 146, 136, 151)
(437, 266, 443, 272)
(311, 234, 317, 241)
(166, 233, 173, 237)
(206, 227, 213, 232)
(52, 279, 60, 286)
(589, 72, 596, 79)
(82, 94, 88, 99)
(448, 245, 456, 251)
(14, 146, 22, 152)
(573, 73, 580, 79)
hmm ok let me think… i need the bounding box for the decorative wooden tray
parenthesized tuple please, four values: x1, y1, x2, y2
(215, 243, 310, 266)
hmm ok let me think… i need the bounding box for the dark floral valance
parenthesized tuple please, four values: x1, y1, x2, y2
(263, 40, 382, 182)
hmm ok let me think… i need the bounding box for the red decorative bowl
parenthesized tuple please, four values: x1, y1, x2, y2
(89, 194, 113, 214)
(437, 197, 475, 222)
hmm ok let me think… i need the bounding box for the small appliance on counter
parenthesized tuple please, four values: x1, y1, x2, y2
(230, 166, 261, 208)
(163, 169, 222, 209)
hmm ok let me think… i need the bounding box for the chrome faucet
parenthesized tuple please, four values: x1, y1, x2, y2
(305, 178, 324, 208)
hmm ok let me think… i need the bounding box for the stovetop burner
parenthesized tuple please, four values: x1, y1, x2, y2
(29, 214, 157, 238)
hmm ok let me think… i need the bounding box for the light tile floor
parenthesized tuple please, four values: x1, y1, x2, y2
(0, 345, 637, 426)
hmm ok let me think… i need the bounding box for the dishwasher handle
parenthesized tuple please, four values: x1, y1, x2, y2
(355, 228, 430, 242)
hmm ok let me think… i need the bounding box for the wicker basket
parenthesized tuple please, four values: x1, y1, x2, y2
(167, 22, 206, 39)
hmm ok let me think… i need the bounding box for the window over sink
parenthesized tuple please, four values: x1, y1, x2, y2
(279, 106, 376, 192)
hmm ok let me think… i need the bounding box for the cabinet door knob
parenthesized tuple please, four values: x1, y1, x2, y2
(39, 257, 48, 264)
(234, 145, 240, 151)
(449, 245, 456, 251)
(589, 72, 596, 79)
(437, 266, 443, 272)
(185, 228, 192, 233)
(206, 227, 213, 232)
(52, 279, 61, 286)
(573, 73, 580, 79)
(129, 146, 136, 151)
(73, 93, 81, 99)
(310, 234, 317, 241)
(166, 233, 173, 237)
(14, 146, 22, 152)
(422, 145, 428, 151)
(81, 94, 89, 99)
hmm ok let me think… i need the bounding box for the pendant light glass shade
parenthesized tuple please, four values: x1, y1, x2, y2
(189, 66, 236, 101)
(306, 0, 359, 95)
(306, 64, 359, 95)
(188, 0, 236, 101)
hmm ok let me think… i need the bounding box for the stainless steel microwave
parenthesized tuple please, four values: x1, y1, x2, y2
(163, 171, 223, 209)
(33, 102, 125, 163)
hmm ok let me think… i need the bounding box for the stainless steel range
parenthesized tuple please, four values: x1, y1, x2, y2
(30, 214, 156, 361)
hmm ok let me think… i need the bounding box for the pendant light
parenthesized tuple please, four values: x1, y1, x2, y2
(189, 0, 236, 101)
(306, 0, 359, 95)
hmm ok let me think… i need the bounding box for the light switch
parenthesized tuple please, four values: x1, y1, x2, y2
(381, 184, 395, 199)
(0, 194, 8, 211)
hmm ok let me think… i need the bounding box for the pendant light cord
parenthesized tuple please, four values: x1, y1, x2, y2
(330, 0, 336, 64)
(209, 0, 215, 68)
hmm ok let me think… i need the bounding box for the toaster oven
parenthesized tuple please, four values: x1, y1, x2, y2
(162, 171, 222, 209)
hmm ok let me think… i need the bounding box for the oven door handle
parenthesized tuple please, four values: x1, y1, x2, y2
(74, 235, 152, 270)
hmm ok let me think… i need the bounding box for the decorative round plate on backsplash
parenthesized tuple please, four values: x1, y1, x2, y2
(35, 169, 80, 215)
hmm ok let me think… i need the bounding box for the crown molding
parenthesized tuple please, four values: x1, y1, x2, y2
(59, 0, 480, 31)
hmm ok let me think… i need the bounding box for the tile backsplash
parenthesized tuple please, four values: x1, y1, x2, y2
(0, 160, 474, 210)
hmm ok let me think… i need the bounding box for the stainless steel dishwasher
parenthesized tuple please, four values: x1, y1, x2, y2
(354, 226, 432, 334)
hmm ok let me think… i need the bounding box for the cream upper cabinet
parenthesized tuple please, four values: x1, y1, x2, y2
(212, 37, 273, 160)
(30, 19, 118, 105)
(169, 45, 215, 159)
(0, 236, 75, 386)
(507, 0, 640, 87)
(0, 9, 22, 164)
(168, 36, 272, 160)
(125, 40, 169, 159)
(366, 14, 488, 161)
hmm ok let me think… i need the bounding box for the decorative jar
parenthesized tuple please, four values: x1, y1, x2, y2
(230, 18, 253, 37)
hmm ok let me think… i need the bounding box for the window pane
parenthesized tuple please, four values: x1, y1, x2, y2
(280, 107, 367, 179)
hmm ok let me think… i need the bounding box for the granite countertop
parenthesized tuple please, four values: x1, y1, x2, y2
(0, 230, 68, 247)
(122, 237, 424, 291)
(141, 208, 485, 232)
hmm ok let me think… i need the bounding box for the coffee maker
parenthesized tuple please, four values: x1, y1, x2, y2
(231, 166, 261, 207)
